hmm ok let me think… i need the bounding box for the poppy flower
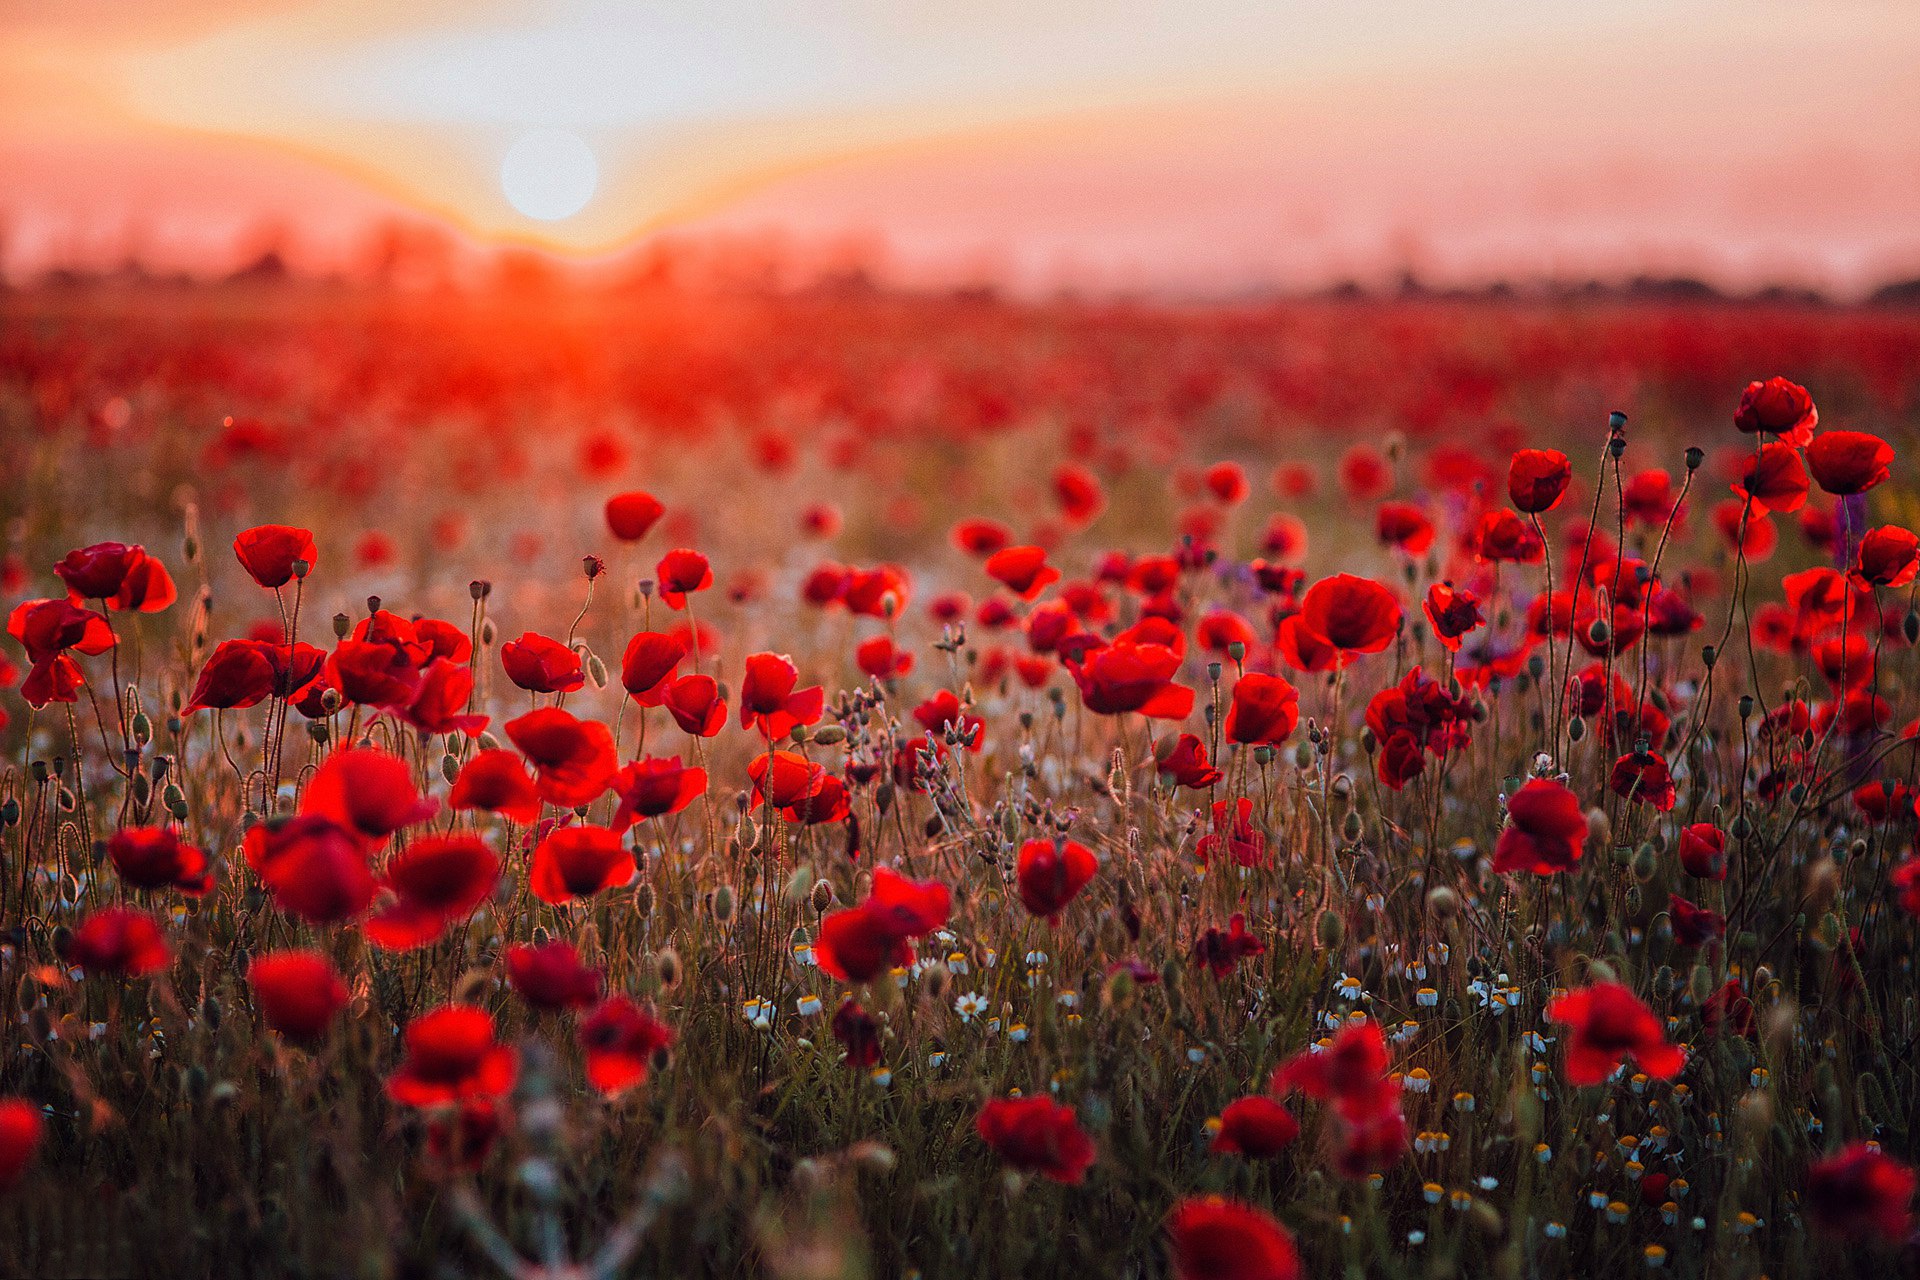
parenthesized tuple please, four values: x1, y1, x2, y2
(661, 674, 726, 738)
(1053, 463, 1106, 526)
(1338, 444, 1390, 501)
(748, 750, 828, 810)
(1853, 526, 1919, 589)
(1223, 673, 1298, 745)
(1804, 1144, 1917, 1241)
(448, 750, 543, 823)
(577, 997, 674, 1097)
(1508, 448, 1572, 514)
(1701, 978, 1755, 1038)
(831, 996, 883, 1067)
(655, 548, 713, 608)
(1068, 640, 1194, 719)
(975, 1096, 1096, 1184)
(234, 525, 318, 589)
(66, 907, 170, 977)
(1667, 893, 1725, 947)
(1270, 1019, 1395, 1120)
(1546, 981, 1684, 1085)
(1204, 460, 1250, 505)
(1421, 582, 1483, 652)
(530, 824, 632, 904)
(500, 632, 584, 694)
(326, 639, 421, 706)
(605, 491, 665, 542)
(106, 826, 211, 895)
(7, 598, 115, 707)
(1609, 750, 1676, 811)
(814, 867, 950, 982)
(1165, 1197, 1300, 1280)
(608, 756, 706, 832)
(1210, 1096, 1299, 1158)
(505, 940, 603, 1011)
(1196, 798, 1266, 867)
(55, 542, 176, 612)
(855, 633, 912, 679)
(1807, 430, 1893, 496)
(985, 545, 1061, 599)
(1374, 502, 1434, 555)
(365, 834, 500, 950)
(1733, 376, 1816, 446)
(1016, 838, 1097, 919)
(243, 815, 378, 924)
(1623, 468, 1678, 526)
(739, 652, 824, 739)
(393, 657, 488, 737)
(1492, 779, 1586, 875)
(301, 748, 437, 849)
(619, 630, 686, 705)
(951, 517, 1012, 558)
(249, 950, 349, 1043)
(506, 707, 618, 806)
(180, 640, 276, 713)
(1285, 573, 1402, 670)
(1192, 913, 1265, 977)
(1157, 733, 1223, 789)
(386, 1005, 516, 1107)
(843, 564, 913, 618)
(0, 1099, 45, 1191)
(1731, 441, 1810, 514)
(1677, 823, 1727, 879)
(1470, 508, 1546, 563)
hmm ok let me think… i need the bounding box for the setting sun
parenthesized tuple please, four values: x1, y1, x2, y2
(500, 128, 598, 222)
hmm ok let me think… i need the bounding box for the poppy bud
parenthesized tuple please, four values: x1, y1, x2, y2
(1567, 714, 1586, 742)
(480, 618, 496, 646)
(1907, 611, 1920, 645)
(654, 947, 681, 988)
(583, 555, 604, 580)
(712, 884, 736, 923)
(1631, 844, 1657, 883)
(291, 558, 310, 580)
(1700, 645, 1716, 669)
(813, 724, 846, 745)
(441, 754, 459, 784)
(1427, 885, 1458, 918)
(1684, 446, 1704, 472)
(1342, 810, 1362, 842)
(1316, 909, 1343, 949)
(1729, 812, 1752, 840)
(1608, 437, 1626, 460)
(811, 880, 835, 913)
(585, 653, 608, 690)
(469, 579, 490, 601)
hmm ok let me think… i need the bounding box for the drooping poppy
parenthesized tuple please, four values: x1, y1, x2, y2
(1807, 430, 1893, 496)
(1156, 734, 1223, 790)
(1508, 448, 1573, 514)
(660, 674, 726, 738)
(1421, 582, 1484, 652)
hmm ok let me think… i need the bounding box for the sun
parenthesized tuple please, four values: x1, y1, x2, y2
(500, 128, 599, 222)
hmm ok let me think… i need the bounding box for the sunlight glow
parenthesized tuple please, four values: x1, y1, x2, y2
(500, 128, 597, 221)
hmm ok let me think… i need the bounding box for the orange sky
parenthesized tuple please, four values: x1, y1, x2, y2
(4, 1, 1918, 294)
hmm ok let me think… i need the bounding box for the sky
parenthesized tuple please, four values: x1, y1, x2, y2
(3, 0, 1919, 294)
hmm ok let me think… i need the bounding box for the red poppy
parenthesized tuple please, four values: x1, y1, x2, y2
(985, 545, 1061, 599)
(1260, 513, 1309, 562)
(386, 1005, 517, 1107)
(1677, 823, 1727, 880)
(1192, 913, 1265, 977)
(1016, 838, 1098, 918)
(605, 491, 665, 542)
(1492, 779, 1586, 875)
(234, 525, 318, 588)
(843, 564, 912, 618)
(855, 633, 912, 679)
(1223, 673, 1298, 745)
(1701, 978, 1755, 1038)
(0, 1099, 45, 1191)
(8, 598, 114, 707)
(951, 517, 1012, 557)
(1157, 733, 1223, 789)
(505, 940, 604, 1011)
(506, 708, 618, 806)
(661, 673, 726, 737)
(1733, 376, 1817, 446)
(1210, 1096, 1299, 1158)
(830, 996, 882, 1067)
(577, 997, 674, 1096)
(1374, 502, 1434, 555)
(301, 748, 437, 849)
(249, 950, 349, 1043)
(243, 815, 377, 924)
(1470, 508, 1546, 563)
(1854, 525, 1919, 589)
(106, 826, 211, 895)
(449, 749, 543, 823)
(748, 750, 828, 809)
(1546, 981, 1684, 1085)
(181, 640, 277, 713)
(609, 756, 706, 831)
(1338, 444, 1390, 501)
(1667, 893, 1725, 947)
(1304, 573, 1403, 658)
(1807, 430, 1893, 496)
(975, 1096, 1096, 1184)
(1609, 751, 1676, 811)
(1731, 441, 1810, 514)
(739, 652, 824, 739)
(1805, 1144, 1917, 1241)
(814, 867, 950, 982)
(1508, 448, 1572, 514)
(655, 548, 713, 608)
(1420, 582, 1483, 653)
(1196, 798, 1266, 867)
(530, 824, 632, 904)
(365, 834, 500, 950)
(55, 542, 176, 612)
(500, 632, 584, 694)
(1053, 463, 1107, 526)
(66, 907, 170, 977)
(912, 689, 984, 751)
(1623, 468, 1678, 526)
(619, 630, 686, 704)
(1165, 1197, 1301, 1280)
(1270, 1019, 1394, 1120)
(394, 657, 488, 737)
(326, 639, 421, 707)
(1068, 640, 1194, 719)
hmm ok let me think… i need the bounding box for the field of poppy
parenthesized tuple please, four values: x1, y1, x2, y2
(0, 283, 1918, 1278)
